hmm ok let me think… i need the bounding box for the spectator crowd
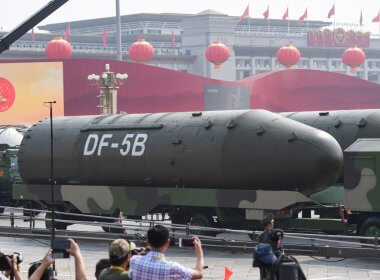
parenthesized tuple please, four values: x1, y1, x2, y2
(0, 225, 204, 280)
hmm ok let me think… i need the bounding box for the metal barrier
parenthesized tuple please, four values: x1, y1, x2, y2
(0, 205, 379, 259)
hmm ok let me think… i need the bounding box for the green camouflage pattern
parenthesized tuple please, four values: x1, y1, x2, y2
(0, 149, 22, 205)
(12, 183, 312, 218)
(344, 138, 380, 212)
(0, 151, 11, 183)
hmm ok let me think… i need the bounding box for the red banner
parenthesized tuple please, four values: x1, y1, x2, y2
(307, 28, 370, 48)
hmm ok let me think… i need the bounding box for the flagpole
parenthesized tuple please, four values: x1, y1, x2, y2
(249, 16, 251, 46)
(333, 2, 336, 29)
(115, 0, 122, 61)
(268, 18, 271, 47)
(287, 6, 290, 36)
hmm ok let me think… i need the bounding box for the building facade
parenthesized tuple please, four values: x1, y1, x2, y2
(2, 10, 380, 83)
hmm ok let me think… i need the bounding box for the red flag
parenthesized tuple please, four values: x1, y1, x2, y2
(171, 31, 175, 48)
(360, 10, 363, 25)
(102, 27, 107, 48)
(299, 8, 307, 23)
(263, 5, 269, 19)
(328, 4, 335, 19)
(31, 28, 35, 45)
(64, 23, 70, 41)
(239, 5, 249, 22)
(282, 7, 289, 20)
(224, 267, 233, 280)
(372, 11, 380, 23)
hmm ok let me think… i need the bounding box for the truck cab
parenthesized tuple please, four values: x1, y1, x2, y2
(344, 138, 380, 238)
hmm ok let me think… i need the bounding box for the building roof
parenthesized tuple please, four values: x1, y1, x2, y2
(39, 13, 192, 31)
(196, 9, 227, 16)
(0, 31, 181, 44)
(39, 11, 331, 32)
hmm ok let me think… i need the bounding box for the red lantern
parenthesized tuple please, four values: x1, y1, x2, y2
(205, 41, 230, 70)
(45, 37, 72, 59)
(342, 46, 366, 72)
(277, 45, 301, 69)
(128, 38, 154, 63)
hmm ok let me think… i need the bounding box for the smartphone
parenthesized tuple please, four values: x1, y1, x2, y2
(178, 238, 194, 247)
(52, 240, 70, 259)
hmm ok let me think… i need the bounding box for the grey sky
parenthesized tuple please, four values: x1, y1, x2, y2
(0, 0, 379, 33)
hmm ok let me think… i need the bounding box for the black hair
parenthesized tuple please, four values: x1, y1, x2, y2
(95, 258, 111, 279)
(147, 225, 169, 248)
(28, 262, 52, 280)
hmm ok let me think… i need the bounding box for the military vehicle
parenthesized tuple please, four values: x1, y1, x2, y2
(281, 109, 380, 163)
(4, 109, 380, 238)
(11, 109, 344, 230)
(0, 126, 25, 213)
(344, 139, 380, 237)
(280, 110, 380, 236)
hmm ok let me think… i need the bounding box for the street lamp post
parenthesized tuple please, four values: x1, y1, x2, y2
(43, 100, 57, 277)
(88, 64, 128, 115)
(116, 0, 122, 61)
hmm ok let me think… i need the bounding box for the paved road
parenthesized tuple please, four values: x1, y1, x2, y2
(0, 210, 380, 279)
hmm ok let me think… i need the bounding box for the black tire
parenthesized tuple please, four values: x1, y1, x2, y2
(45, 213, 68, 230)
(359, 217, 380, 245)
(0, 207, 4, 214)
(101, 209, 124, 234)
(102, 224, 124, 234)
(170, 213, 188, 225)
(190, 213, 218, 237)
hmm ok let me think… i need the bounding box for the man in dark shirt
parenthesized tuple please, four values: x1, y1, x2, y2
(259, 213, 277, 251)
(99, 239, 136, 280)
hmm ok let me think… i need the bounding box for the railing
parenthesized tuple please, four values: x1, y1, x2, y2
(8, 40, 190, 56)
(0, 205, 379, 259)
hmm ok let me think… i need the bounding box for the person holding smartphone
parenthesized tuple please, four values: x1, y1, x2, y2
(29, 239, 87, 280)
(129, 225, 204, 280)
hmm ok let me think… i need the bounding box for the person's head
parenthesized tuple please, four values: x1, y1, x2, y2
(109, 239, 136, 269)
(28, 262, 53, 280)
(147, 225, 170, 251)
(261, 214, 274, 230)
(95, 258, 111, 279)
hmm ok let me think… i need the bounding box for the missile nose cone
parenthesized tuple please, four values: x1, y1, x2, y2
(303, 129, 343, 194)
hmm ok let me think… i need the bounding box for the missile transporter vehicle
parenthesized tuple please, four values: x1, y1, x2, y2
(281, 110, 380, 237)
(13, 109, 343, 231)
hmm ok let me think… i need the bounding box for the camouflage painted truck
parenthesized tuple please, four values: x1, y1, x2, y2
(11, 109, 344, 232)
(8, 110, 380, 237)
(344, 139, 380, 238)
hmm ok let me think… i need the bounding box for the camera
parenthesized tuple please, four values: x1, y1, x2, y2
(0, 252, 23, 271)
(131, 247, 149, 256)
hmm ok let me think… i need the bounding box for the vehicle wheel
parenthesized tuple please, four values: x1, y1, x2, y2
(0, 207, 4, 214)
(102, 223, 124, 234)
(101, 209, 124, 234)
(359, 217, 380, 245)
(190, 213, 218, 237)
(170, 213, 187, 225)
(45, 213, 68, 230)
